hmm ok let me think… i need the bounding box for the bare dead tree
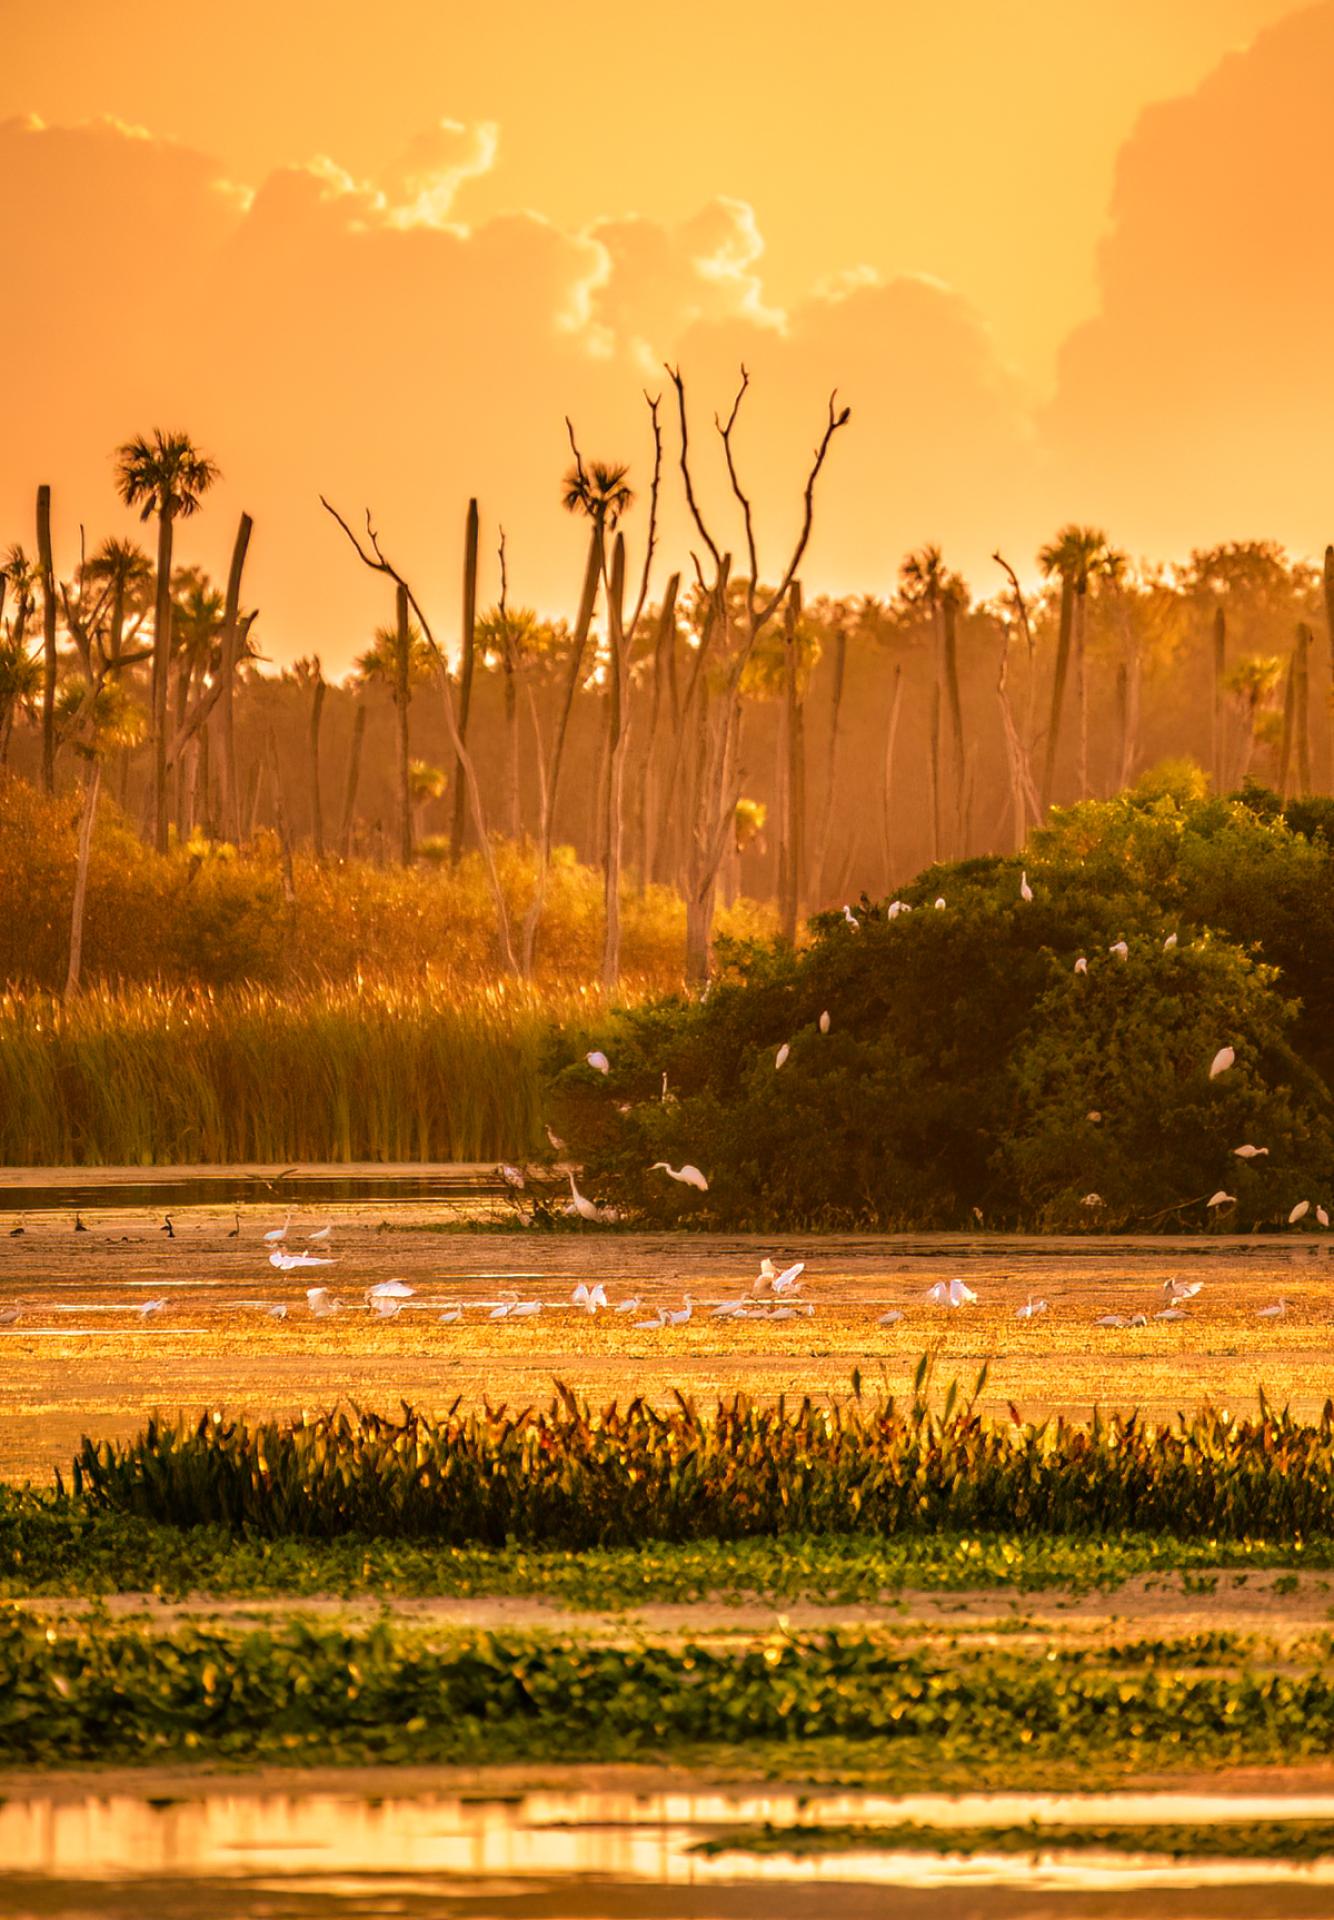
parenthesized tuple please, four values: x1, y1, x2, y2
(218, 513, 253, 843)
(992, 555, 1042, 849)
(880, 662, 904, 883)
(308, 660, 326, 858)
(448, 498, 479, 862)
(812, 611, 847, 901)
(339, 700, 367, 860)
(36, 486, 57, 794)
(666, 363, 850, 983)
(636, 572, 680, 890)
(320, 496, 519, 972)
(779, 581, 806, 942)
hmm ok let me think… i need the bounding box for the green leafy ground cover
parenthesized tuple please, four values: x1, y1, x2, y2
(692, 1819, 1334, 1861)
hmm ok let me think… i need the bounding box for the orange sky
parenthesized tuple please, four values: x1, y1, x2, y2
(2, 0, 1329, 670)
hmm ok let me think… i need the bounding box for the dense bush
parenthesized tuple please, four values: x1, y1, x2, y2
(552, 783, 1334, 1228)
(69, 1379, 1334, 1545)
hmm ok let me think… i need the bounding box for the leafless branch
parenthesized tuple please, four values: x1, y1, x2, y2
(752, 390, 851, 631)
(715, 366, 758, 622)
(665, 364, 722, 573)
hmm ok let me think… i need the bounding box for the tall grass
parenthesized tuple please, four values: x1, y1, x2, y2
(69, 1370, 1334, 1545)
(0, 978, 590, 1164)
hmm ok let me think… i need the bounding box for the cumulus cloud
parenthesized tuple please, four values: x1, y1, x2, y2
(0, 112, 1035, 665)
(1046, 1, 1334, 556)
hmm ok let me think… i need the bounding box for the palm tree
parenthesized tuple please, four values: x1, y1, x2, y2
(1038, 525, 1116, 805)
(898, 545, 968, 859)
(56, 678, 145, 997)
(478, 603, 543, 840)
(84, 538, 151, 667)
(561, 457, 634, 531)
(114, 430, 219, 851)
(356, 598, 432, 865)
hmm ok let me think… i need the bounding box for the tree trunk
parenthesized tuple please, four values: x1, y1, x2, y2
(1277, 650, 1296, 799)
(521, 526, 601, 974)
(1324, 546, 1334, 791)
(780, 582, 805, 942)
(942, 593, 966, 851)
(309, 667, 326, 858)
(928, 676, 942, 863)
(1295, 622, 1312, 796)
(36, 485, 56, 795)
(601, 534, 629, 988)
(637, 574, 679, 889)
(449, 498, 479, 862)
(1040, 574, 1074, 814)
(502, 657, 521, 840)
(151, 499, 175, 853)
(880, 663, 904, 886)
(219, 512, 253, 844)
(1211, 607, 1226, 791)
(64, 757, 102, 998)
(265, 728, 297, 904)
(1074, 585, 1089, 801)
(395, 582, 413, 866)
(339, 701, 367, 860)
(812, 621, 847, 900)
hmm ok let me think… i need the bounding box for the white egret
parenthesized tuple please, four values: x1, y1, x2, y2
(1256, 1299, 1290, 1319)
(1081, 1193, 1105, 1209)
(1095, 1313, 1127, 1328)
(663, 1295, 694, 1325)
(368, 1279, 414, 1300)
(842, 905, 859, 929)
(438, 1306, 462, 1324)
(1234, 1145, 1268, 1159)
(571, 1281, 608, 1314)
(0, 1303, 22, 1326)
(1207, 1191, 1235, 1209)
(819, 1010, 831, 1034)
(614, 1296, 643, 1315)
(775, 1043, 790, 1070)
(1019, 871, 1033, 902)
(1290, 1200, 1311, 1225)
(568, 1172, 607, 1224)
(651, 1162, 709, 1192)
(1319, 1207, 1331, 1229)
(368, 1296, 404, 1319)
(1164, 932, 1178, 950)
(878, 1308, 905, 1326)
(1015, 1296, 1048, 1320)
(271, 1250, 335, 1272)
(238, 1300, 287, 1320)
(711, 1298, 748, 1319)
(1109, 940, 1129, 961)
(772, 1261, 805, 1295)
(1209, 1046, 1235, 1079)
(546, 1125, 566, 1154)
(1155, 1306, 1188, 1321)
(499, 1165, 526, 1190)
(926, 1277, 976, 1308)
(263, 1213, 292, 1244)
(586, 1050, 611, 1075)
(634, 1308, 668, 1330)
(1165, 1279, 1203, 1300)
(1129, 1314, 1149, 1327)
(1087, 1110, 1102, 1124)
(307, 1224, 334, 1242)
(305, 1288, 342, 1317)
(1074, 956, 1088, 974)
(934, 896, 946, 910)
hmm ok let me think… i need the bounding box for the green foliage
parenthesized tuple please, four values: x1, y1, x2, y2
(694, 1819, 1334, 1862)
(65, 1381, 1334, 1547)
(5, 1613, 1334, 1773)
(554, 789, 1334, 1228)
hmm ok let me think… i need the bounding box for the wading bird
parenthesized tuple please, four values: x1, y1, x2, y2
(1256, 1299, 1290, 1319)
(271, 1250, 335, 1272)
(305, 1288, 341, 1317)
(1164, 933, 1178, 949)
(1207, 1191, 1235, 1209)
(568, 1172, 608, 1223)
(307, 1224, 334, 1242)
(663, 1295, 694, 1325)
(878, 1308, 905, 1326)
(227, 1213, 240, 1238)
(1020, 871, 1033, 902)
(488, 1293, 541, 1320)
(651, 1162, 709, 1191)
(1109, 940, 1129, 961)
(499, 1165, 525, 1190)
(926, 1278, 976, 1308)
(1234, 1145, 1268, 1160)
(1209, 1046, 1235, 1079)
(1165, 1278, 1203, 1300)
(0, 1303, 23, 1325)
(74, 1213, 88, 1233)
(842, 905, 859, 929)
(614, 1296, 643, 1315)
(1074, 956, 1088, 974)
(634, 1307, 668, 1330)
(586, 1050, 610, 1075)
(160, 1215, 175, 1239)
(1290, 1201, 1311, 1224)
(1015, 1296, 1048, 1320)
(571, 1281, 608, 1314)
(368, 1279, 414, 1301)
(238, 1300, 287, 1320)
(1155, 1305, 1188, 1321)
(775, 1043, 790, 1070)
(819, 1010, 831, 1033)
(263, 1214, 292, 1244)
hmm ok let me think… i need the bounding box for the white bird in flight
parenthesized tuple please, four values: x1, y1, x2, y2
(586, 1050, 610, 1075)
(1019, 871, 1033, 902)
(1164, 1278, 1203, 1300)
(926, 1277, 976, 1308)
(1209, 1046, 1235, 1079)
(306, 1288, 341, 1317)
(775, 1043, 790, 1070)
(571, 1281, 608, 1314)
(368, 1279, 414, 1300)
(1234, 1145, 1268, 1159)
(651, 1161, 709, 1192)
(270, 1250, 335, 1271)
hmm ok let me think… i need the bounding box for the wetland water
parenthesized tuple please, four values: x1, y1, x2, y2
(7, 1785, 1334, 1919)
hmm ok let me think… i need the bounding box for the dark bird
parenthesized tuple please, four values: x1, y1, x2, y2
(8, 1221, 24, 1237)
(74, 1213, 88, 1233)
(227, 1212, 240, 1239)
(160, 1215, 175, 1239)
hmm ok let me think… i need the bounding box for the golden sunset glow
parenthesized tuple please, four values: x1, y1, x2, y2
(1, 0, 1326, 666)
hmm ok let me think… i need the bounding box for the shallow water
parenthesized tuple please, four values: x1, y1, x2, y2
(5, 1786, 1334, 1919)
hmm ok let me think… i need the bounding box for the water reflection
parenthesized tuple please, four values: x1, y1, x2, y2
(4, 1787, 1334, 1919)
